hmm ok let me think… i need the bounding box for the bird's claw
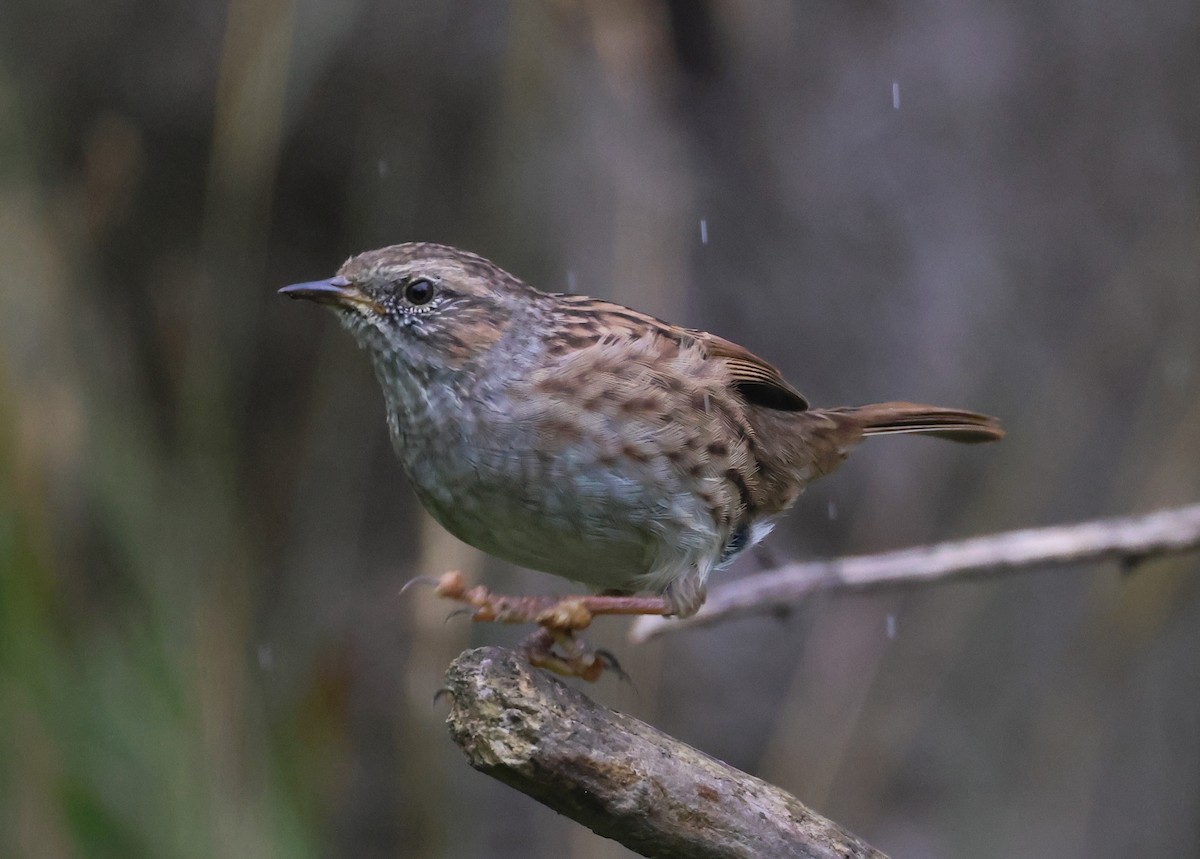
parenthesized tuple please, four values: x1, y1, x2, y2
(443, 607, 474, 624)
(593, 648, 632, 685)
(400, 575, 442, 596)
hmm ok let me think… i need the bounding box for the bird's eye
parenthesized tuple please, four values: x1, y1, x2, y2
(403, 277, 435, 306)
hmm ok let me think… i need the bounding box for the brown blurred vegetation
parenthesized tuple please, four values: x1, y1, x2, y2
(1, 1, 1198, 857)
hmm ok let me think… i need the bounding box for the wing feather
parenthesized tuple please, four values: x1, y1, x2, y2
(697, 332, 809, 411)
(554, 295, 809, 412)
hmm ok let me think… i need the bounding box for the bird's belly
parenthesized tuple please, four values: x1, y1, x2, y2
(427, 490, 653, 589)
(399, 434, 715, 591)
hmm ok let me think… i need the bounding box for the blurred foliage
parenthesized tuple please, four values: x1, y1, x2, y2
(1, 1, 1199, 857)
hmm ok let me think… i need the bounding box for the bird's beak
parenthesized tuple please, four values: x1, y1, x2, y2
(278, 276, 383, 313)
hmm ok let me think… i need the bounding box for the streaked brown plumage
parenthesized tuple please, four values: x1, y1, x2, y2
(281, 243, 1003, 621)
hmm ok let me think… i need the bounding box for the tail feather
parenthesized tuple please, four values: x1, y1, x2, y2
(823, 401, 1004, 444)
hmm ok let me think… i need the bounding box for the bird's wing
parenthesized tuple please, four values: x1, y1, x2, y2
(551, 294, 808, 412)
(696, 332, 809, 412)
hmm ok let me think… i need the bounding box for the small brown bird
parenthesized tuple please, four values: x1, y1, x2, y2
(282, 243, 1002, 676)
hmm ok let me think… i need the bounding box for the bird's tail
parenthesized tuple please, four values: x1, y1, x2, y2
(745, 401, 1003, 509)
(815, 401, 1005, 444)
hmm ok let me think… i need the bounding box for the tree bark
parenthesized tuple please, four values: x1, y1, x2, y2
(442, 646, 888, 859)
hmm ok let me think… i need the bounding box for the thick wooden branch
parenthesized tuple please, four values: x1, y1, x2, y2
(443, 646, 889, 859)
(631, 503, 1200, 643)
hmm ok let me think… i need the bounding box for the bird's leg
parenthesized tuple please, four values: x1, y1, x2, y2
(422, 572, 670, 681)
(431, 571, 671, 628)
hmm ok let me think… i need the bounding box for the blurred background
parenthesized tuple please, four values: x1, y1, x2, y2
(2, 1, 1198, 857)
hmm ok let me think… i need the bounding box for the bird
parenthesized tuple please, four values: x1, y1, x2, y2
(281, 242, 1002, 677)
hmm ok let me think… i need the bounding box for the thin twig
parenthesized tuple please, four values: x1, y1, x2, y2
(630, 503, 1200, 643)
(443, 646, 890, 859)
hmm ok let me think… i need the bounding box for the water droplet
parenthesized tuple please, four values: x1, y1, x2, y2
(892, 81, 900, 110)
(827, 501, 838, 520)
(886, 614, 897, 639)
(566, 270, 578, 291)
(700, 219, 708, 245)
(378, 159, 389, 177)
(257, 644, 274, 671)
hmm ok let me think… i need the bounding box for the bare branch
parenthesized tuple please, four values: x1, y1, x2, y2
(443, 646, 889, 859)
(631, 503, 1200, 643)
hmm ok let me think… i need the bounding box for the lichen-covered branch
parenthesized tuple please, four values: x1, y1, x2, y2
(442, 647, 889, 859)
(631, 503, 1200, 643)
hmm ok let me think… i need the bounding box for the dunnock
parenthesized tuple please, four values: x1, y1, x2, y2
(282, 243, 1002, 677)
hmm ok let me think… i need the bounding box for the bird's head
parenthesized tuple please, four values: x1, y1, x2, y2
(280, 243, 538, 376)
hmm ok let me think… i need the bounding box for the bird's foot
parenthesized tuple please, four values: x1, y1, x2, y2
(420, 571, 670, 681)
(517, 627, 630, 683)
(430, 571, 671, 629)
